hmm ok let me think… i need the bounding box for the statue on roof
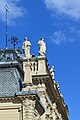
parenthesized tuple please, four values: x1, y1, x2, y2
(38, 37, 46, 56)
(22, 37, 31, 59)
(49, 66, 55, 80)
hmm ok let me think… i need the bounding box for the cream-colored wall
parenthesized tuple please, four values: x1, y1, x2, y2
(0, 109, 19, 120)
(0, 103, 21, 120)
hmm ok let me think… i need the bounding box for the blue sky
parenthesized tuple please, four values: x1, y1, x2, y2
(0, 0, 80, 120)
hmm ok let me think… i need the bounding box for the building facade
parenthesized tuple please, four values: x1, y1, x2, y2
(0, 37, 69, 120)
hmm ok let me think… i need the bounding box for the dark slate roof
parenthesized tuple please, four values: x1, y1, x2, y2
(0, 67, 23, 97)
(0, 49, 23, 98)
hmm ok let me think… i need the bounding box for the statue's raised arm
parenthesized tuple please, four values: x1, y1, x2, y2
(38, 37, 46, 56)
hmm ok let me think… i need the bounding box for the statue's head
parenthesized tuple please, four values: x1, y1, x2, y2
(24, 37, 28, 41)
(41, 37, 45, 41)
(52, 66, 54, 69)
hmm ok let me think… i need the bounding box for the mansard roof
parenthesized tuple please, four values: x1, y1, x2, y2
(0, 49, 23, 97)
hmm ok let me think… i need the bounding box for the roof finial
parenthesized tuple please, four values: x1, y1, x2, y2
(9, 36, 21, 49)
(4, 5, 9, 49)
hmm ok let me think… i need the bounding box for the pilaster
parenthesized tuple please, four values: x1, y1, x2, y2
(23, 60, 32, 85)
(23, 98, 36, 120)
(38, 57, 47, 75)
(37, 83, 46, 120)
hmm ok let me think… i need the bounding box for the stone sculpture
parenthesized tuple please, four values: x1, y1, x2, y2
(22, 37, 31, 59)
(50, 66, 55, 79)
(38, 37, 46, 56)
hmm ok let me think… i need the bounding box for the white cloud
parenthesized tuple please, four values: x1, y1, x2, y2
(51, 31, 75, 45)
(44, 0, 80, 19)
(0, 0, 26, 25)
(51, 31, 67, 45)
